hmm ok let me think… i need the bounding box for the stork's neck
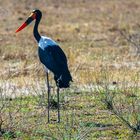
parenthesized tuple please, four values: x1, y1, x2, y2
(33, 18, 41, 43)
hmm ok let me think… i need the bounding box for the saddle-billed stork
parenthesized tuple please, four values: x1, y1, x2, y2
(15, 9, 72, 123)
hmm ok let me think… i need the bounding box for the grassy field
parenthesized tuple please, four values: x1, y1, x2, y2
(0, 0, 140, 139)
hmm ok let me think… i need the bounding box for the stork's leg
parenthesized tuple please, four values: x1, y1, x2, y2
(46, 72, 50, 123)
(57, 87, 60, 123)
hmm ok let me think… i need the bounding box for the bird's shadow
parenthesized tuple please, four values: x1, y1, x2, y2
(0, 129, 16, 139)
(80, 122, 113, 128)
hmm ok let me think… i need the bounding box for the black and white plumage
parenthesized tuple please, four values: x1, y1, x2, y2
(38, 36, 72, 88)
(16, 9, 72, 123)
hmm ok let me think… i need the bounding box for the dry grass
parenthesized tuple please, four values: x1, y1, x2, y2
(0, 0, 139, 84)
(0, 0, 140, 139)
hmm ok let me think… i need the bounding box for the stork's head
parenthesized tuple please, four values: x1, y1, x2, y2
(15, 9, 42, 33)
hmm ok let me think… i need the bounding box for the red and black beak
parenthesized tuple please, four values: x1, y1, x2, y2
(15, 13, 36, 33)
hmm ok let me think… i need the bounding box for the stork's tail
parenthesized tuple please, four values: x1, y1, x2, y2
(54, 71, 72, 88)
